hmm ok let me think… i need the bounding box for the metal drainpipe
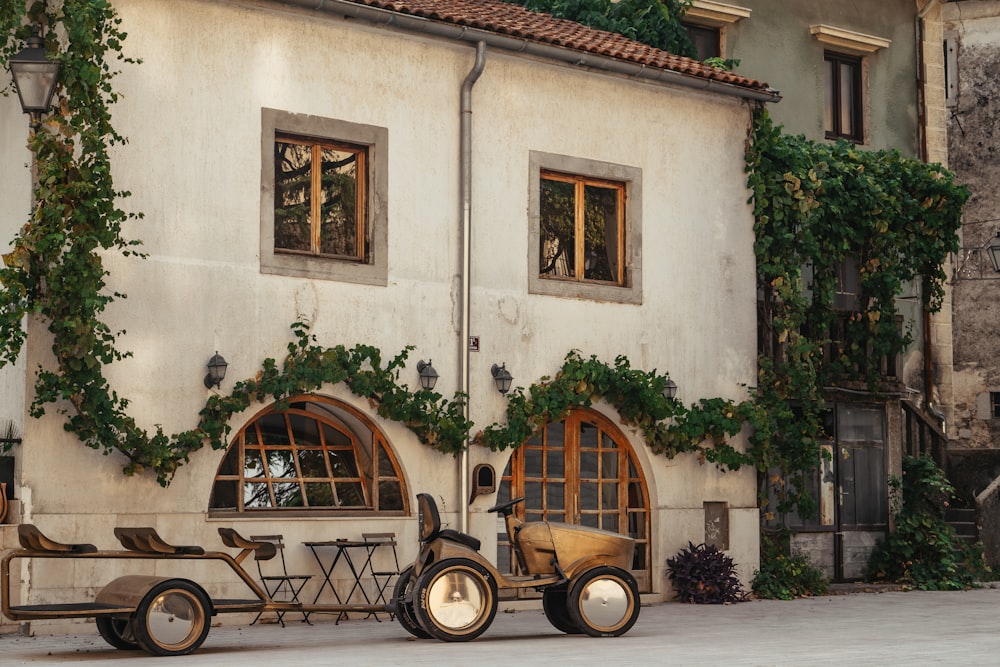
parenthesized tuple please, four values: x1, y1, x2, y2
(459, 42, 487, 533)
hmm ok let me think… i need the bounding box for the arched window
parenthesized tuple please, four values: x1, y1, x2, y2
(498, 408, 651, 591)
(209, 396, 407, 515)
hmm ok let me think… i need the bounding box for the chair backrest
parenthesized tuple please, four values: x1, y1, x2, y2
(417, 493, 441, 542)
(362, 532, 400, 571)
(250, 534, 292, 576)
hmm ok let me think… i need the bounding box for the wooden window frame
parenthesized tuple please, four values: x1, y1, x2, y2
(528, 151, 642, 305)
(824, 52, 864, 142)
(260, 108, 388, 286)
(209, 396, 407, 517)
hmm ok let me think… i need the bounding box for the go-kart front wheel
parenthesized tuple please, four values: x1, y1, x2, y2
(132, 580, 211, 656)
(392, 565, 431, 639)
(413, 559, 498, 642)
(567, 566, 640, 637)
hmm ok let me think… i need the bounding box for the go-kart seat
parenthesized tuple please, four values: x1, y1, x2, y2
(417, 493, 481, 551)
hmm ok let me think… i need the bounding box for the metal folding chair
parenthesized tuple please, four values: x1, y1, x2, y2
(250, 534, 312, 626)
(362, 532, 400, 619)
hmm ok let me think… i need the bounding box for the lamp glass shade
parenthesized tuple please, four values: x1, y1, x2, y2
(205, 353, 228, 388)
(491, 364, 513, 395)
(987, 234, 1000, 273)
(663, 378, 678, 400)
(9, 37, 60, 115)
(418, 360, 439, 391)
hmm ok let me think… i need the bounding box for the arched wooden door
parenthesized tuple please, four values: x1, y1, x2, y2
(498, 408, 651, 591)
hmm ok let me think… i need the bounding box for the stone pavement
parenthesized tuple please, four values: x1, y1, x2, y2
(3, 588, 1000, 666)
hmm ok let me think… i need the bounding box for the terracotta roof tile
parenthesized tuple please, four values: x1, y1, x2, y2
(340, 0, 772, 92)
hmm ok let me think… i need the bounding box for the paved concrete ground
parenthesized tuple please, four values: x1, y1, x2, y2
(3, 588, 1000, 666)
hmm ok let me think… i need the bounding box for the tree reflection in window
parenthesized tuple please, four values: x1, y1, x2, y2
(209, 396, 406, 513)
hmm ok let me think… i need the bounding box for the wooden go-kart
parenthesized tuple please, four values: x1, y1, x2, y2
(390, 493, 641, 641)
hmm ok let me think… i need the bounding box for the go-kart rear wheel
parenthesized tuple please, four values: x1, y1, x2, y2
(96, 616, 141, 650)
(567, 566, 640, 637)
(393, 565, 431, 639)
(132, 580, 211, 656)
(542, 585, 582, 634)
(413, 559, 498, 642)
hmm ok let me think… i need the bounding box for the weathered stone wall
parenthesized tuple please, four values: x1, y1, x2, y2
(945, 1, 1000, 450)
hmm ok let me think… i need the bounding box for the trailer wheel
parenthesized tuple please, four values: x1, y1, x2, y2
(96, 616, 141, 650)
(133, 580, 211, 656)
(413, 559, 497, 642)
(392, 565, 431, 639)
(567, 566, 640, 637)
(542, 585, 582, 634)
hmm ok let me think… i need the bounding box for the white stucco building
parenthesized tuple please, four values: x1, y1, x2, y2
(0, 0, 779, 630)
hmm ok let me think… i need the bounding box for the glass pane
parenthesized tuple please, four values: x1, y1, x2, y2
(581, 514, 599, 528)
(289, 414, 320, 446)
(335, 481, 366, 507)
(297, 449, 328, 477)
(546, 422, 565, 448)
(525, 448, 543, 477)
(267, 450, 295, 478)
(628, 482, 645, 508)
(244, 448, 264, 478)
(318, 147, 360, 257)
(539, 177, 576, 278)
(245, 424, 259, 446)
(259, 414, 290, 445)
(547, 449, 564, 477)
(579, 422, 598, 448)
(601, 451, 618, 478)
(580, 451, 598, 479)
(839, 62, 855, 136)
(218, 445, 239, 476)
(603, 513, 619, 533)
(305, 482, 334, 507)
(580, 482, 598, 510)
(824, 59, 835, 133)
(546, 483, 564, 511)
(210, 480, 238, 509)
(525, 481, 542, 509)
(379, 480, 404, 510)
(274, 140, 312, 252)
(378, 446, 396, 477)
(628, 511, 646, 538)
(322, 423, 351, 447)
(244, 482, 271, 508)
(838, 406, 884, 442)
(601, 483, 618, 509)
(583, 183, 619, 282)
(632, 545, 646, 569)
(497, 478, 511, 506)
(273, 482, 303, 507)
(328, 450, 360, 478)
(548, 512, 565, 523)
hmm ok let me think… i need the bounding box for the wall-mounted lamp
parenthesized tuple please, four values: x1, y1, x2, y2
(417, 359, 438, 391)
(491, 363, 513, 395)
(663, 378, 678, 400)
(9, 29, 61, 128)
(204, 352, 228, 389)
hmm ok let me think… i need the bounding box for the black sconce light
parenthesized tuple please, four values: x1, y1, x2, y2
(417, 359, 438, 391)
(204, 352, 228, 389)
(988, 232, 1000, 274)
(9, 29, 61, 128)
(491, 363, 513, 395)
(663, 378, 678, 400)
